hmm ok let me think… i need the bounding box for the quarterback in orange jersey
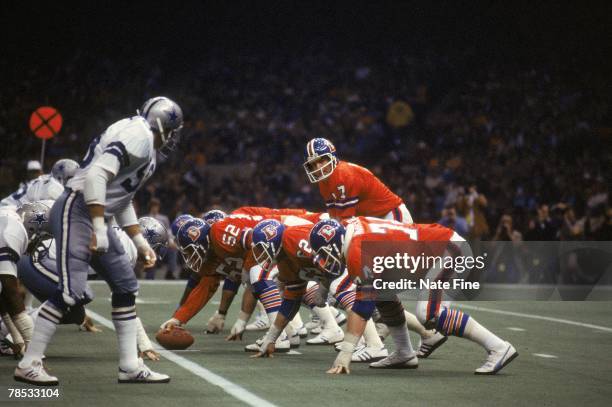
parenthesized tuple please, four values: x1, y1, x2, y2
(309, 217, 518, 375)
(249, 219, 396, 362)
(303, 138, 413, 222)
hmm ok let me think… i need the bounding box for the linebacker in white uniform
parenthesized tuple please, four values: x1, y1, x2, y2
(15, 96, 184, 386)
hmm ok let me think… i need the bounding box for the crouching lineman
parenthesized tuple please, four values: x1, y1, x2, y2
(307, 217, 518, 375)
(16, 216, 169, 360)
(15, 96, 183, 385)
(249, 219, 391, 363)
(0, 202, 54, 357)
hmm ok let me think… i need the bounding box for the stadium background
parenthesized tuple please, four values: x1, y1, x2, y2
(1, 1, 610, 243)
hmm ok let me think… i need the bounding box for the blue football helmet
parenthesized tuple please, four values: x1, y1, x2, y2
(171, 214, 193, 237)
(176, 218, 210, 272)
(251, 219, 285, 270)
(303, 138, 338, 183)
(138, 216, 169, 257)
(51, 159, 79, 185)
(139, 96, 184, 157)
(309, 219, 346, 277)
(202, 209, 227, 225)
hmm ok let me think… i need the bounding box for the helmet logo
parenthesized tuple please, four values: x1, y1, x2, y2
(144, 227, 159, 241)
(29, 212, 48, 228)
(262, 224, 278, 241)
(317, 224, 336, 243)
(167, 108, 178, 123)
(187, 226, 201, 242)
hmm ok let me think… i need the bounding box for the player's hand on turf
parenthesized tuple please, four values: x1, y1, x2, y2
(160, 317, 181, 332)
(140, 349, 161, 361)
(225, 318, 246, 341)
(206, 311, 225, 334)
(326, 365, 350, 375)
(251, 342, 275, 359)
(79, 315, 102, 332)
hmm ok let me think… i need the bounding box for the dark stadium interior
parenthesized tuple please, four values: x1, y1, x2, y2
(1, 1, 610, 241)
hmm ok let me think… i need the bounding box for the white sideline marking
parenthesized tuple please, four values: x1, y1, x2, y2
(533, 353, 558, 359)
(287, 350, 302, 355)
(506, 327, 526, 332)
(458, 304, 612, 333)
(87, 310, 279, 407)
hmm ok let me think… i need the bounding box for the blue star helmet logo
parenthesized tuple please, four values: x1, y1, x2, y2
(167, 108, 178, 123)
(29, 212, 48, 227)
(144, 227, 159, 241)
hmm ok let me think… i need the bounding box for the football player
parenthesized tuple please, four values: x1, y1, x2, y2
(15, 96, 183, 385)
(0, 159, 79, 208)
(249, 219, 388, 360)
(15, 216, 168, 360)
(303, 138, 413, 223)
(0, 201, 53, 357)
(308, 217, 518, 375)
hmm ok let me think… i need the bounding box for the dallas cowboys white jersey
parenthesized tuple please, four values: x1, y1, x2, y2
(0, 182, 30, 208)
(0, 208, 28, 276)
(24, 174, 64, 204)
(67, 116, 156, 216)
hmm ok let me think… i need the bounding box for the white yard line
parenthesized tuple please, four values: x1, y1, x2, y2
(458, 304, 612, 333)
(533, 353, 559, 359)
(86, 310, 279, 407)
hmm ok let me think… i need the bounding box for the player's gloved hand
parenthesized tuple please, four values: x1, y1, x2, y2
(79, 315, 102, 333)
(225, 311, 250, 341)
(140, 349, 161, 361)
(251, 325, 281, 359)
(133, 233, 156, 268)
(327, 336, 358, 375)
(91, 217, 109, 253)
(160, 317, 182, 332)
(206, 311, 226, 334)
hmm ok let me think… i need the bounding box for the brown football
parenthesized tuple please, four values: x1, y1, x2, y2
(155, 326, 195, 350)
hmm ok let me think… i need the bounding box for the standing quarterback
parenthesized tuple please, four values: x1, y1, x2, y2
(15, 97, 183, 385)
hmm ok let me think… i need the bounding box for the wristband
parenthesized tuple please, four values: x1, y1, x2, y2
(92, 217, 106, 234)
(336, 332, 360, 353)
(132, 233, 149, 251)
(237, 310, 251, 323)
(264, 324, 282, 343)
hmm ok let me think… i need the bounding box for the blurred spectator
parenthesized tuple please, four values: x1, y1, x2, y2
(493, 214, 523, 242)
(456, 185, 490, 239)
(438, 205, 469, 238)
(526, 204, 559, 240)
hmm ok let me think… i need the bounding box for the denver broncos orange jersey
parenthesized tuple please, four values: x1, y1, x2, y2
(233, 206, 327, 224)
(341, 217, 454, 281)
(276, 224, 331, 300)
(318, 161, 403, 219)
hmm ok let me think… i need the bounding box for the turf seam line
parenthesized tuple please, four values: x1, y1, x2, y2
(86, 309, 280, 407)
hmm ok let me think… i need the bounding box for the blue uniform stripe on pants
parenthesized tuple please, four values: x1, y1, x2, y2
(60, 191, 78, 298)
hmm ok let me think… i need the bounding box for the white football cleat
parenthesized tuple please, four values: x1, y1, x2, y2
(296, 324, 308, 338)
(245, 312, 270, 331)
(417, 332, 448, 358)
(14, 359, 59, 386)
(352, 344, 389, 363)
(244, 334, 290, 353)
(474, 342, 518, 375)
(369, 351, 418, 369)
(306, 327, 344, 345)
(305, 315, 320, 331)
(118, 358, 170, 383)
(289, 333, 301, 349)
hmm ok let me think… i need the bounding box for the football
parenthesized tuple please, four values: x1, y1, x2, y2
(155, 326, 195, 350)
